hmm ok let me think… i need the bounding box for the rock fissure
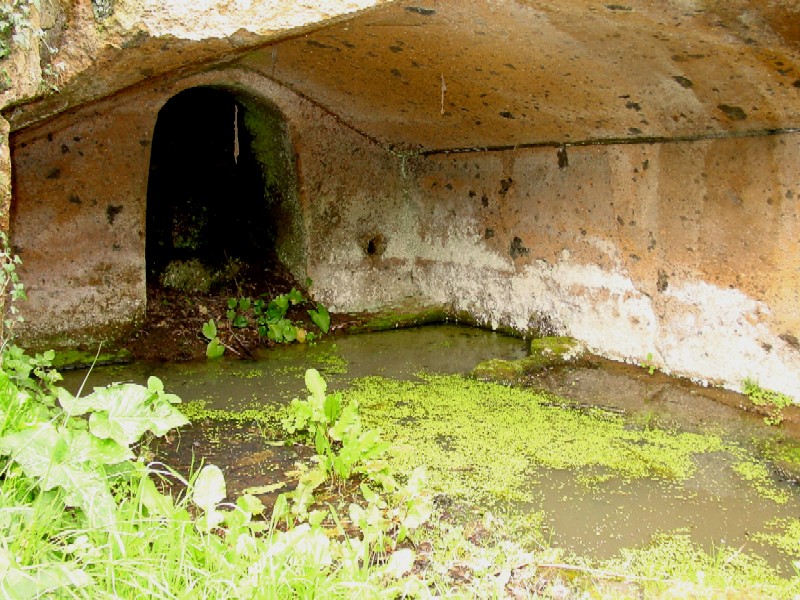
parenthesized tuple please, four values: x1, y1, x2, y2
(419, 127, 800, 158)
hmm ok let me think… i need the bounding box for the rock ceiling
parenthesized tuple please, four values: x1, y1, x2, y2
(6, 0, 800, 151)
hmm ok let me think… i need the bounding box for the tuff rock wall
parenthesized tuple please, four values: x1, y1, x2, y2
(2, 0, 800, 400)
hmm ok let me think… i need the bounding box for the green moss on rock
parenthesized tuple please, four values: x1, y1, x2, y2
(346, 306, 450, 333)
(52, 347, 133, 370)
(472, 336, 584, 382)
(159, 258, 213, 293)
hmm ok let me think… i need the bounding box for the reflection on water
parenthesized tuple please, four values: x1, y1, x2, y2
(64, 325, 527, 410)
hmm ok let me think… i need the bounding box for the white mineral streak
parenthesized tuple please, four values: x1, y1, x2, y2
(412, 252, 800, 399)
(659, 282, 800, 398)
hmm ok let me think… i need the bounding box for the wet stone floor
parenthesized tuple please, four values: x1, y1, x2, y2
(62, 325, 800, 575)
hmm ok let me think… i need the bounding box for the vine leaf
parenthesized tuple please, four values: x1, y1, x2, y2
(201, 319, 217, 340)
(308, 304, 331, 333)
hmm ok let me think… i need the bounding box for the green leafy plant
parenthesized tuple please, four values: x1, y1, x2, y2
(279, 369, 407, 522)
(742, 377, 794, 425)
(222, 289, 329, 346)
(308, 303, 331, 334)
(0, 217, 424, 598)
(641, 352, 656, 375)
(0, 347, 430, 597)
(226, 297, 251, 328)
(283, 369, 392, 483)
(210, 288, 328, 358)
(1, 376, 188, 529)
(350, 466, 432, 556)
(277, 368, 432, 567)
(0, 231, 27, 343)
(2, 344, 61, 395)
(261, 289, 304, 343)
(201, 319, 225, 359)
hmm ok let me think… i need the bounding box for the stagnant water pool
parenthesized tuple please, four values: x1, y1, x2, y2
(62, 325, 800, 575)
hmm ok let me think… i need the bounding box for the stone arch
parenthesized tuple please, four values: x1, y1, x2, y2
(145, 84, 303, 292)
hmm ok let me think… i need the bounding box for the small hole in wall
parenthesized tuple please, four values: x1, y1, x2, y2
(364, 234, 386, 257)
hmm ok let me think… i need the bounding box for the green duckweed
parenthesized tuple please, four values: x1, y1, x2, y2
(754, 518, 800, 558)
(179, 398, 284, 429)
(271, 349, 348, 378)
(309, 349, 348, 375)
(732, 460, 790, 504)
(348, 374, 726, 506)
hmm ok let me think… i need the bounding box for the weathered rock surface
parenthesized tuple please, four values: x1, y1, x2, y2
(2, 0, 800, 401)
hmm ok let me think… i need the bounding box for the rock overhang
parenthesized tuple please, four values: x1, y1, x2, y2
(247, 0, 800, 151)
(4, 0, 800, 150)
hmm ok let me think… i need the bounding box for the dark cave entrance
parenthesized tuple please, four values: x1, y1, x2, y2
(145, 86, 287, 292)
(137, 86, 307, 359)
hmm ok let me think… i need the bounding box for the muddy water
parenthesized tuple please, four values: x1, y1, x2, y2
(531, 455, 798, 565)
(65, 326, 527, 408)
(62, 325, 800, 572)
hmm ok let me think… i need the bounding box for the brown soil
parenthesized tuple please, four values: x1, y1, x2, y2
(125, 256, 355, 362)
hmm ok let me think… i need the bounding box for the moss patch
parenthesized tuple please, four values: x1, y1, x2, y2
(450, 310, 529, 338)
(52, 347, 132, 370)
(346, 306, 450, 333)
(756, 437, 800, 482)
(472, 336, 584, 382)
(158, 258, 213, 293)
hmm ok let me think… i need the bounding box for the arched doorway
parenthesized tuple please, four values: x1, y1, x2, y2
(145, 86, 303, 293)
(138, 85, 307, 359)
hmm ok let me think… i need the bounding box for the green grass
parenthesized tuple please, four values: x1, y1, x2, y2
(3, 346, 800, 598)
(0, 350, 428, 598)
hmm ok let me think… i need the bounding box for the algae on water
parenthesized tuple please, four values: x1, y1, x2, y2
(732, 459, 790, 504)
(605, 533, 798, 597)
(754, 518, 800, 558)
(349, 374, 727, 506)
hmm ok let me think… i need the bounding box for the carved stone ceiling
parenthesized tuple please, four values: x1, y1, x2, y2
(251, 0, 800, 151)
(6, 0, 800, 151)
